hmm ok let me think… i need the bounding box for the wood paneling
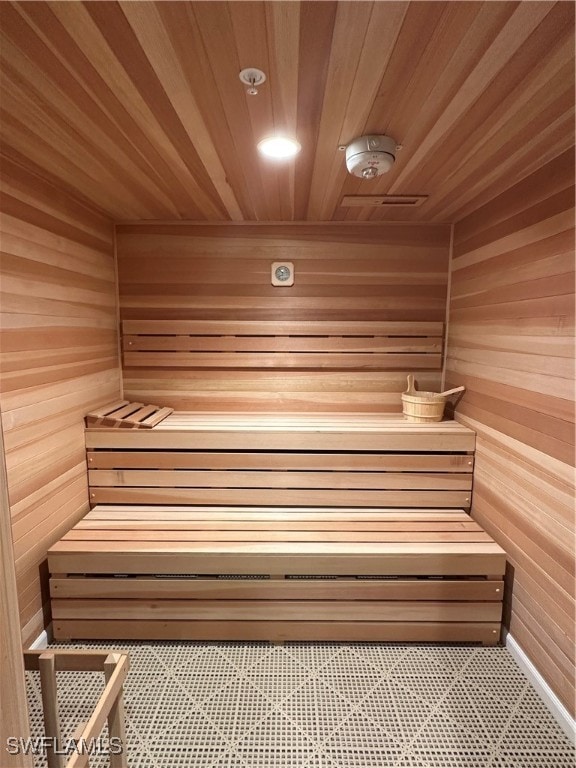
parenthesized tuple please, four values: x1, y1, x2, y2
(0, 158, 121, 643)
(117, 223, 450, 411)
(0, 414, 33, 767)
(0, 0, 572, 713)
(0, 2, 573, 222)
(445, 148, 575, 715)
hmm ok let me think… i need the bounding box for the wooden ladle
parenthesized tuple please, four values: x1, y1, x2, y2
(437, 385, 465, 397)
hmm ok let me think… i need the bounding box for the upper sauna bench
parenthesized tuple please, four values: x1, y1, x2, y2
(84, 412, 476, 510)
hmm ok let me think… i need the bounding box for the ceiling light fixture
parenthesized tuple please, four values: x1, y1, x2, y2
(257, 136, 301, 160)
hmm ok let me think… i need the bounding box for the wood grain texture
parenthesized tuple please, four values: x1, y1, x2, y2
(117, 223, 450, 411)
(85, 414, 474, 510)
(0, 412, 33, 766)
(0, 158, 121, 643)
(85, 413, 476, 452)
(52, 620, 503, 644)
(85, 400, 173, 429)
(445, 149, 575, 715)
(50, 576, 503, 602)
(0, 2, 573, 223)
(21, 650, 129, 768)
(122, 319, 443, 375)
(52, 598, 502, 623)
(48, 506, 504, 643)
(0, 0, 571, 700)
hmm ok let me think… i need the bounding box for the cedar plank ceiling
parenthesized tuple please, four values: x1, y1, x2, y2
(0, 1, 574, 223)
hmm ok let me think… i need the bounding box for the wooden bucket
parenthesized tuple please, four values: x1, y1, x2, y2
(401, 376, 465, 422)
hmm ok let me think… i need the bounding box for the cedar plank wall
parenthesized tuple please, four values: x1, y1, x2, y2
(445, 148, 575, 715)
(0, 158, 121, 644)
(116, 224, 450, 412)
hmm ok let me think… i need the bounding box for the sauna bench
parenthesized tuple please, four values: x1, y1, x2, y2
(48, 507, 505, 644)
(47, 413, 506, 643)
(84, 413, 477, 509)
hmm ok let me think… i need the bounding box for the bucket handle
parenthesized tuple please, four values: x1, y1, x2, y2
(438, 385, 466, 398)
(405, 374, 417, 395)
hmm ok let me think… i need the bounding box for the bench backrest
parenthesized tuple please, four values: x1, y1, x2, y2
(121, 320, 444, 412)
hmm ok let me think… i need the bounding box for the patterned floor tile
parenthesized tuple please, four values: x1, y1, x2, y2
(360, 678, 435, 745)
(125, 675, 200, 740)
(323, 708, 405, 764)
(210, 753, 250, 768)
(301, 753, 344, 768)
(201, 678, 275, 744)
(145, 707, 232, 767)
(410, 711, 495, 767)
(24, 642, 575, 768)
(243, 649, 314, 703)
(316, 648, 385, 703)
(278, 678, 354, 741)
(236, 749, 319, 768)
(493, 752, 576, 768)
(386, 666, 457, 707)
(497, 705, 576, 767)
(393, 754, 433, 768)
(432, 679, 514, 746)
(346, 642, 412, 674)
(460, 649, 530, 709)
(234, 708, 318, 767)
(211, 642, 278, 674)
(283, 642, 348, 674)
(167, 651, 241, 705)
(415, 645, 480, 674)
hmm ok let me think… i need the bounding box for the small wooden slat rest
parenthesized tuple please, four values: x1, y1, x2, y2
(85, 401, 174, 429)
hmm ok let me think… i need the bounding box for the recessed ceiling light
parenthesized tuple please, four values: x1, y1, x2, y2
(257, 136, 301, 160)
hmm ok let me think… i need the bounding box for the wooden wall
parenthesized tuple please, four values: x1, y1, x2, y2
(0, 417, 33, 767)
(0, 158, 121, 644)
(445, 148, 575, 715)
(116, 223, 450, 412)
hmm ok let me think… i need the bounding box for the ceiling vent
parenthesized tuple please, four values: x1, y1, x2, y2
(340, 195, 428, 207)
(345, 135, 397, 178)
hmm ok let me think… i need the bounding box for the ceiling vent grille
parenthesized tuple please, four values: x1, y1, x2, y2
(340, 195, 428, 208)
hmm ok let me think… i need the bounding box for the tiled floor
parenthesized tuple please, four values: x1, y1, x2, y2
(25, 642, 575, 767)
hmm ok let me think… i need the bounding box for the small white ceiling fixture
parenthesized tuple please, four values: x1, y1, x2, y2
(345, 135, 398, 178)
(239, 67, 266, 96)
(257, 136, 301, 160)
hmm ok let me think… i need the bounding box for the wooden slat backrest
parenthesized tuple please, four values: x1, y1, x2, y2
(122, 320, 443, 370)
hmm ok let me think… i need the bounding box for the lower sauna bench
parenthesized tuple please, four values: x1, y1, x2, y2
(48, 506, 506, 645)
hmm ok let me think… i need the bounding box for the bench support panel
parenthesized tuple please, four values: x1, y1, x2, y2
(53, 620, 502, 645)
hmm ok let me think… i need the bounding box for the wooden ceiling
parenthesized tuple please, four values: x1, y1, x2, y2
(0, 1, 574, 223)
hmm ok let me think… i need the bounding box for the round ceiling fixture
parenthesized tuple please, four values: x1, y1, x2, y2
(257, 136, 301, 160)
(345, 134, 397, 178)
(239, 68, 266, 96)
